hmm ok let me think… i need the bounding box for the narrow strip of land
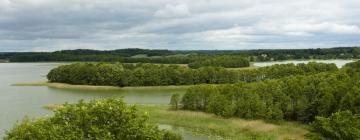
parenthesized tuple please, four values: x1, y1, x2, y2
(13, 81, 191, 91)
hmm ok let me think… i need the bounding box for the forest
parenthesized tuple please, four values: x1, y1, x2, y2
(188, 55, 249, 68)
(178, 61, 360, 139)
(1, 47, 360, 64)
(47, 62, 337, 87)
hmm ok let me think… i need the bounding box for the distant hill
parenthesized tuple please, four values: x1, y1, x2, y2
(0, 47, 359, 62)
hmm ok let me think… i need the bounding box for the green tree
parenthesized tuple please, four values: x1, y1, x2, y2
(4, 99, 182, 140)
(170, 93, 181, 110)
(310, 111, 360, 140)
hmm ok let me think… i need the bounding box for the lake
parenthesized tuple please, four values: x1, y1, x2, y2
(253, 59, 355, 68)
(0, 63, 188, 138)
(0, 60, 355, 139)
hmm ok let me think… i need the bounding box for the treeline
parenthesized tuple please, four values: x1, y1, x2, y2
(344, 59, 360, 68)
(5, 48, 171, 62)
(122, 55, 250, 67)
(4, 99, 182, 140)
(238, 47, 360, 61)
(2, 47, 360, 63)
(188, 56, 249, 68)
(47, 62, 337, 87)
(181, 70, 358, 121)
(9, 53, 124, 62)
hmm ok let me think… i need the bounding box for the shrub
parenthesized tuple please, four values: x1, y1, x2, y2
(4, 99, 182, 140)
(310, 111, 360, 140)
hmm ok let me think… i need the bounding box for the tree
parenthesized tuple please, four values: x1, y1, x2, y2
(207, 93, 235, 118)
(310, 111, 360, 140)
(47, 62, 339, 87)
(4, 99, 182, 140)
(170, 93, 181, 110)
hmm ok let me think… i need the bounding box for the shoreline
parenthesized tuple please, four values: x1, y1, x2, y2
(12, 81, 191, 91)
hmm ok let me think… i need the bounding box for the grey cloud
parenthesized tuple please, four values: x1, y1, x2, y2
(0, 0, 359, 51)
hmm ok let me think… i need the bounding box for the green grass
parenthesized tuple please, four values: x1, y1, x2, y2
(136, 105, 310, 140)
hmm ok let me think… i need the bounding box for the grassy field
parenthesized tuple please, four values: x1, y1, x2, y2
(13, 81, 190, 91)
(137, 105, 309, 140)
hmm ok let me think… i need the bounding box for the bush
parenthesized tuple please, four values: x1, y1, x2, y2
(4, 99, 182, 140)
(170, 93, 181, 110)
(310, 111, 360, 140)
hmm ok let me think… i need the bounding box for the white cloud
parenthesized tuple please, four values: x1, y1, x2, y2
(0, 0, 360, 51)
(31, 43, 102, 52)
(281, 22, 360, 34)
(154, 3, 191, 18)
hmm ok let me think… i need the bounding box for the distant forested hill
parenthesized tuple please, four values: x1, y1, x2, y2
(1, 47, 360, 63)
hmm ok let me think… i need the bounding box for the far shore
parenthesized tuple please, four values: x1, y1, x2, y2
(12, 81, 191, 91)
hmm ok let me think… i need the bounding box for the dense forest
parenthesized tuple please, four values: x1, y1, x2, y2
(188, 56, 249, 68)
(178, 61, 360, 139)
(4, 99, 182, 140)
(1, 47, 360, 63)
(47, 62, 337, 87)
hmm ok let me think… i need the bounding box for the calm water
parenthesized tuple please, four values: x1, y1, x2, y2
(0, 63, 187, 139)
(0, 60, 355, 139)
(253, 59, 355, 68)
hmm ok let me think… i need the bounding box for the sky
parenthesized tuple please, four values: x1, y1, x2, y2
(0, 0, 360, 52)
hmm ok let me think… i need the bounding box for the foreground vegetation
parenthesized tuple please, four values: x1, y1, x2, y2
(4, 99, 182, 140)
(47, 62, 337, 87)
(178, 61, 360, 139)
(138, 105, 309, 140)
(43, 103, 309, 140)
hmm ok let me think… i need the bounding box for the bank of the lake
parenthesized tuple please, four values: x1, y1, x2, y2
(253, 59, 356, 68)
(13, 81, 190, 91)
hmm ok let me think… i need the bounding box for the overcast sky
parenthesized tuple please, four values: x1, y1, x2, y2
(0, 0, 359, 51)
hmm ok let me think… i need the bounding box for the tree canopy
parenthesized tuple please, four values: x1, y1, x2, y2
(181, 68, 360, 122)
(47, 62, 337, 87)
(2, 47, 360, 63)
(4, 99, 182, 140)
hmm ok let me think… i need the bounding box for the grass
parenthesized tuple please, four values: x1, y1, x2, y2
(137, 105, 310, 140)
(13, 81, 190, 91)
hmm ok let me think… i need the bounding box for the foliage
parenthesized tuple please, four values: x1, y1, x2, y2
(170, 93, 181, 110)
(344, 60, 360, 69)
(137, 105, 309, 140)
(188, 56, 249, 68)
(2, 47, 360, 62)
(4, 99, 182, 140)
(309, 111, 360, 140)
(47, 62, 337, 87)
(180, 68, 360, 123)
